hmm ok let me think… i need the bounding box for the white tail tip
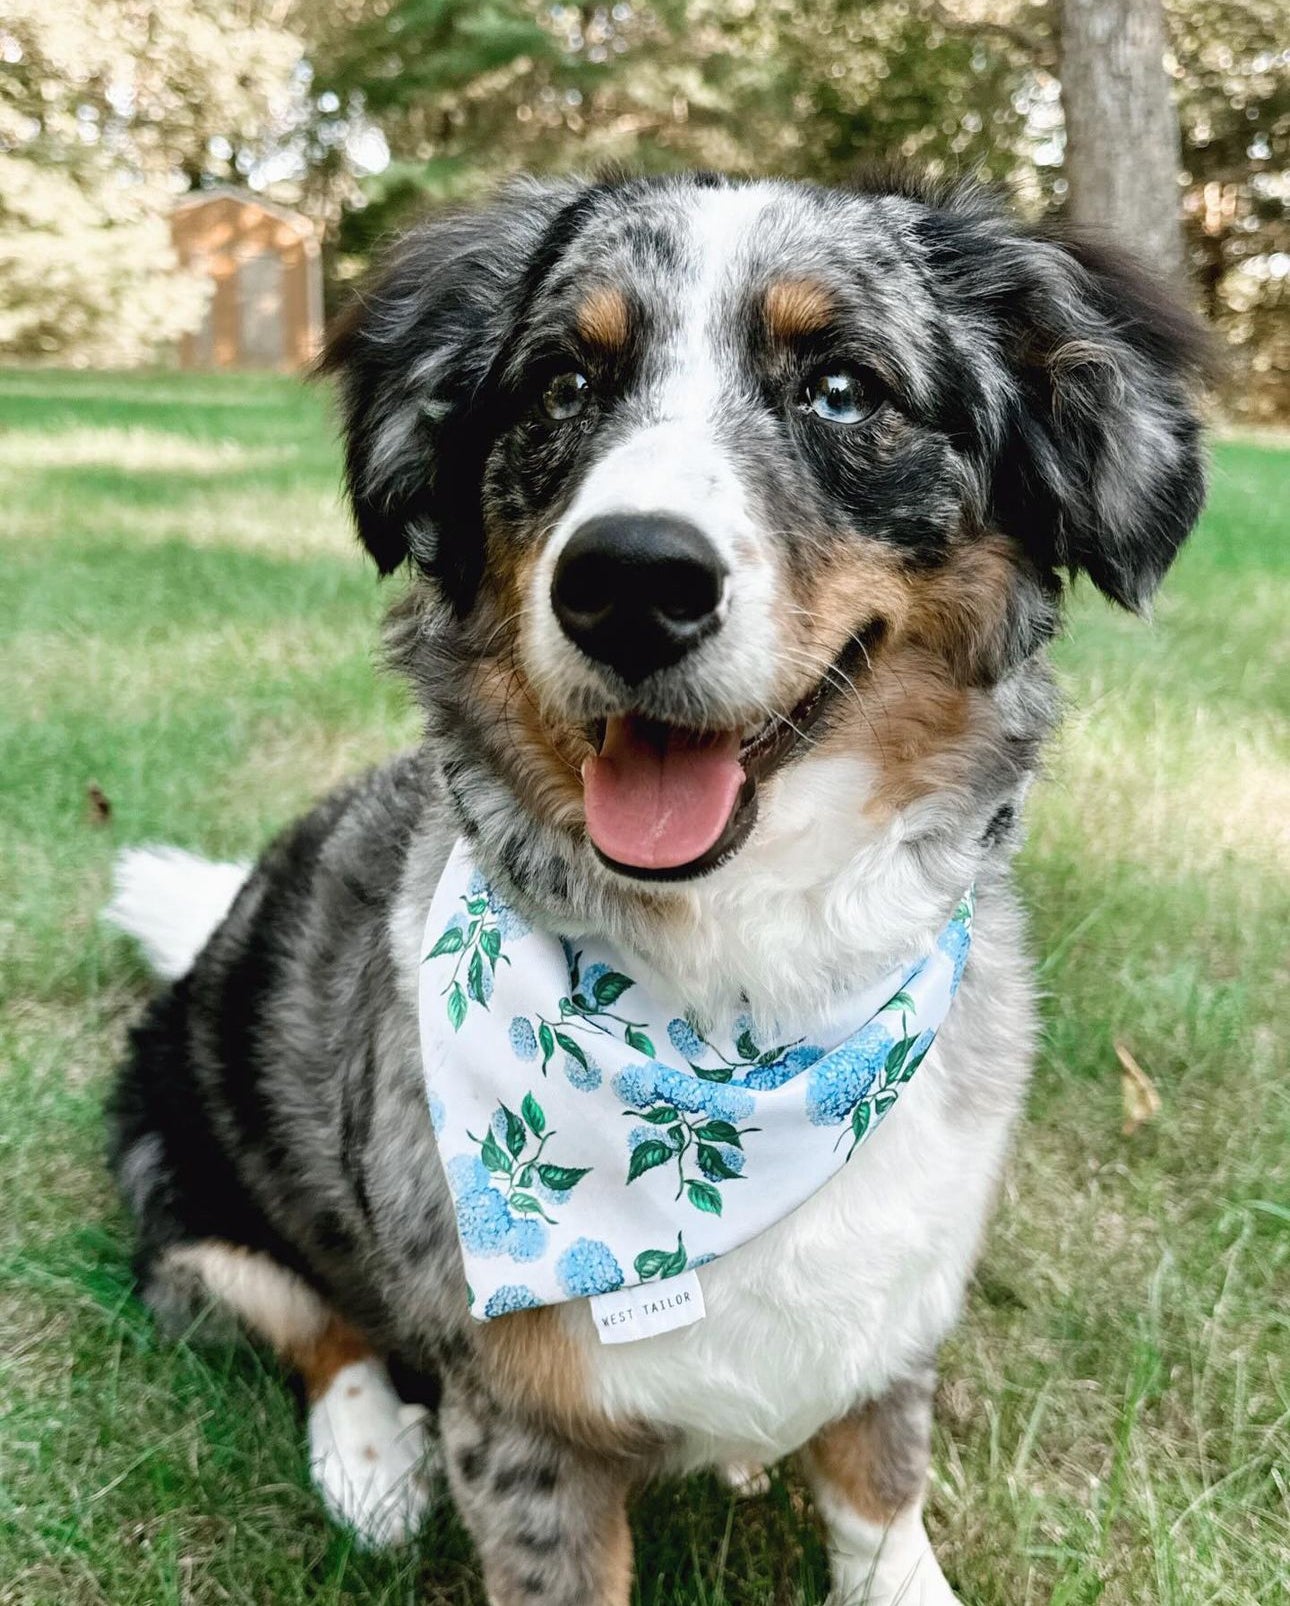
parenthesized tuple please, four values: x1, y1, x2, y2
(104, 846, 251, 981)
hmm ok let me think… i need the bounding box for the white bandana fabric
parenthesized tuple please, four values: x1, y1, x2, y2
(418, 840, 973, 1329)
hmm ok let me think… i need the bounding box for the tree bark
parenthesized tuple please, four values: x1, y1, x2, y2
(1058, 0, 1186, 285)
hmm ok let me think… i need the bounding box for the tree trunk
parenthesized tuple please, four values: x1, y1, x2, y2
(1058, 0, 1186, 285)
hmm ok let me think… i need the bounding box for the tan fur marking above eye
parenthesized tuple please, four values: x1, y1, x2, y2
(576, 285, 631, 352)
(477, 1306, 659, 1459)
(802, 1403, 928, 1526)
(765, 278, 834, 340)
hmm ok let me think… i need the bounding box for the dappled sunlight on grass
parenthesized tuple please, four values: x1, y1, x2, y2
(0, 426, 298, 478)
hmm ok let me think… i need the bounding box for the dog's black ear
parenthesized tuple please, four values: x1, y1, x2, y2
(317, 178, 590, 604)
(920, 198, 1211, 610)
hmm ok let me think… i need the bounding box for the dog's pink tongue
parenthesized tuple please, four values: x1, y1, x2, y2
(583, 717, 744, 870)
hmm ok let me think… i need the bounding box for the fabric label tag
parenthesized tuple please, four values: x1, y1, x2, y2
(590, 1271, 706, 1345)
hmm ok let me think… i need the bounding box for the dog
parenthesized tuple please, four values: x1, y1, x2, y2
(105, 169, 1206, 1604)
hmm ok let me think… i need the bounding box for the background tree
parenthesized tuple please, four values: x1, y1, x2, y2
(0, 0, 1284, 411)
(1059, 0, 1186, 281)
(0, 1, 305, 364)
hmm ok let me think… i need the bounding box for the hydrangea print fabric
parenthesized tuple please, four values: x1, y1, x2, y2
(419, 841, 974, 1327)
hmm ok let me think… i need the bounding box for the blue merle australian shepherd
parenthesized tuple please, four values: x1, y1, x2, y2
(106, 170, 1206, 1604)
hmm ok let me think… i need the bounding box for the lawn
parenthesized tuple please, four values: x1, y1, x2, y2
(0, 367, 1286, 1606)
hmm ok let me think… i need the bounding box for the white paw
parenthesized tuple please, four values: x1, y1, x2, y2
(828, 1533, 962, 1606)
(827, 1562, 962, 1606)
(308, 1359, 436, 1547)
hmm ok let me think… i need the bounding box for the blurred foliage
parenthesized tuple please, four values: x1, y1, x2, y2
(0, 1, 306, 364)
(0, 0, 1285, 413)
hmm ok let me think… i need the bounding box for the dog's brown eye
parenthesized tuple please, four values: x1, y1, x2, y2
(801, 369, 874, 425)
(541, 370, 590, 422)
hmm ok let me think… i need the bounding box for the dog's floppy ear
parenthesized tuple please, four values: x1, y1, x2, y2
(318, 177, 589, 604)
(921, 199, 1211, 610)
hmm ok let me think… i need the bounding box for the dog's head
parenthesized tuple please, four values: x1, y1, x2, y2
(323, 173, 1206, 891)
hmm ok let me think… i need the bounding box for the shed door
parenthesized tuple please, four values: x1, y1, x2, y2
(237, 250, 285, 367)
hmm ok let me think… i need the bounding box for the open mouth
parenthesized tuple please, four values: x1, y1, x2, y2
(581, 631, 877, 882)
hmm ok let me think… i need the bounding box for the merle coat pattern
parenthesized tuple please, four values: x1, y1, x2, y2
(108, 170, 1206, 1605)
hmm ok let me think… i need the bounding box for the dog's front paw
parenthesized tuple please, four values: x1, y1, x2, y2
(308, 1359, 437, 1547)
(827, 1544, 963, 1606)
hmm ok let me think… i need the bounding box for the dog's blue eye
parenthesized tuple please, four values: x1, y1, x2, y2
(542, 370, 590, 421)
(802, 370, 871, 424)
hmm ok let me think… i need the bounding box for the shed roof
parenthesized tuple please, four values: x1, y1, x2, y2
(172, 187, 316, 239)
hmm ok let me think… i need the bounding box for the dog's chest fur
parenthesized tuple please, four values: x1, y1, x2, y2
(395, 757, 1036, 1466)
(579, 1025, 1017, 1469)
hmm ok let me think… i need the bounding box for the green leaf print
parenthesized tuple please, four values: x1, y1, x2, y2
(634, 1232, 690, 1282)
(521, 1092, 546, 1137)
(627, 1140, 675, 1182)
(591, 970, 634, 1005)
(555, 1030, 588, 1069)
(480, 1130, 511, 1174)
(427, 926, 464, 959)
(696, 1143, 743, 1182)
(447, 982, 467, 1032)
(500, 1103, 527, 1158)
(686, 1180, 722, 1216)
(467, 949, 488, 1006)
(625, 1026, 655, 1056)
(696, 1120, 742, 1146)
(536, 1163, 591, 1192)
(639, 1106, 681, 1125)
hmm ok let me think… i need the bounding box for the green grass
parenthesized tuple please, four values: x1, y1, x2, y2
(1, 369, 1286, 1605)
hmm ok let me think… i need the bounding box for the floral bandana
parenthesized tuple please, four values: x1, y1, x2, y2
(418, 840, 973, 1336)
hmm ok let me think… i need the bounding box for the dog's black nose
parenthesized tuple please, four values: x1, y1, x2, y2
(551, 514, 727, 684)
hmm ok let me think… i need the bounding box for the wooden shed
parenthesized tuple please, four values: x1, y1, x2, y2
(171, 190, 323, 372)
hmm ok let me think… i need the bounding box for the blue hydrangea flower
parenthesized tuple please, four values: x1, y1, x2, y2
(580, 960, 611, 993)
(694, 1078, 755, 1124)
(651, 1064, 711, 1115)
(556, 1237, 624, 1298)
(910, 1028, 936, 1068)
(742, 1042, 822, 1091)
(496, 904, 529, 941)
(563, 1052, 602, 1091)
(456, 1185, 514, 1254)
(445, 1154, 489, 1197)
(426, 1092, 446, 1133)
(667, 1017, 705, 1060)
(484, 1284, 540, 1318)
(612, 1064, 658, 1108)
(628, 1123, 678, 1152)
(711, 1143, 745, 1175)
(508, 1016, 538, 1060)
(806, 1022, 894, 1126)
(467, 869, 488, 899)
(444, 911, 467, 937)
(506, 1217, 547, 1263)
(938, 921, 971, 992)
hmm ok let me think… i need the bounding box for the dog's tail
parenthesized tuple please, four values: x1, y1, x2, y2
(103, 846, 251, 981)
